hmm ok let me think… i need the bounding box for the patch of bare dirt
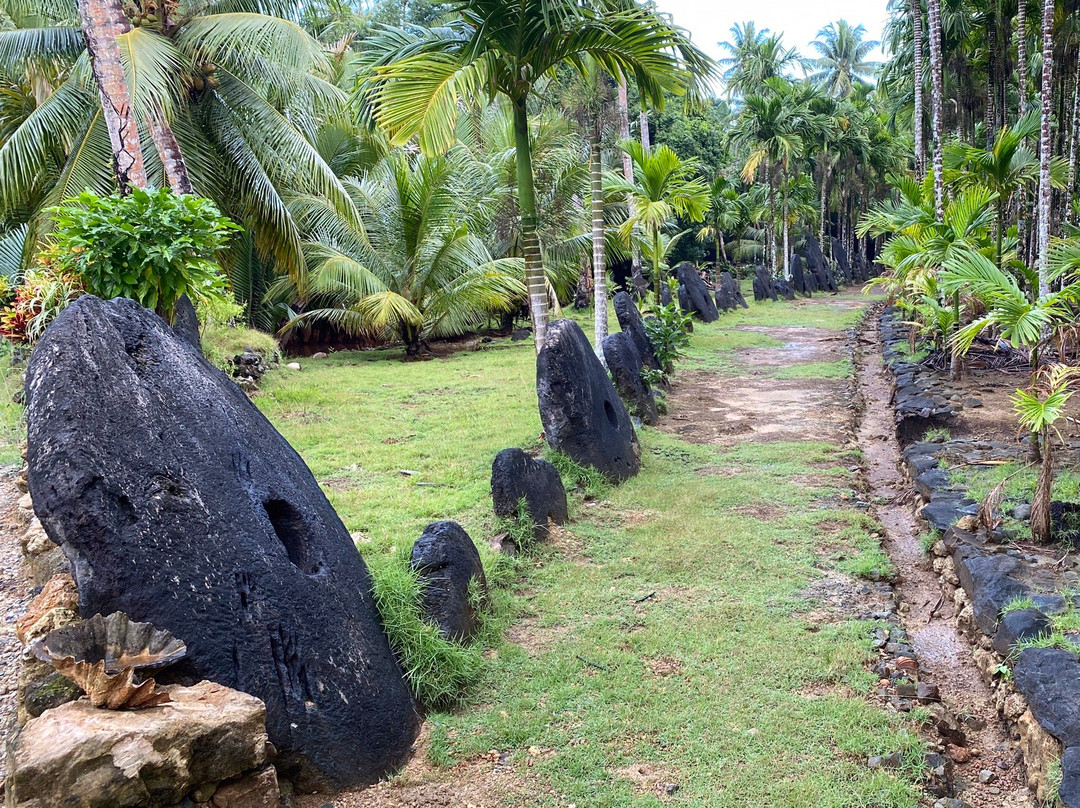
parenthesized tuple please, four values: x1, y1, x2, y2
(645, 655, 684, 678)
(295, 727, 539, 808)
(856, 319, 1035, 808)
(797, 681, 858, 700)
(504, 617, 569, 655)
(735, 325, 848, 368)
(612, 763, 679, 799)
(798, 572, 894, 624)
(731, 503, 787, 520)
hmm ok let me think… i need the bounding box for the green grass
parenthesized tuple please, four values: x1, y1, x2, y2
(254, 293, 923, 807)
(771, 359, 853, 380)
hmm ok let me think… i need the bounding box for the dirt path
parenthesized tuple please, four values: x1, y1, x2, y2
(856, 318, 1033, 808)
(0, 471, 31, 751)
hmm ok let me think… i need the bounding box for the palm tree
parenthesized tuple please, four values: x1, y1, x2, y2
(926, 0, 946, 220)
(1036, 0, 1054, 297)
(1015, 0, 1028, 119)
(0, 0, 354, 281)
(76, 0, 147, 191)
(277, 148, 526, 355)
(609, 141, 709, 303)
(697, 174, 741, 268)
(718, 21, 801, 100)
(911, 0, 925, 177)
(365, 0, 712, 352)
(809, 20, 881, 99)
(945, 110, 1064, 267)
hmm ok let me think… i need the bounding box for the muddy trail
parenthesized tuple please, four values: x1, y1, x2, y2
(856, 316, 1033, 807)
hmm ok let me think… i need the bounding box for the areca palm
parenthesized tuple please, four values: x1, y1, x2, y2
(364, 0, 712, 352)
(809, 20, 881, 99)
(718, 21, 801, 100)
(696, 174, 744, 267)
(0, 0, 353, 283)
(277, 148, 525, 355)
(608, 140, 708, 303)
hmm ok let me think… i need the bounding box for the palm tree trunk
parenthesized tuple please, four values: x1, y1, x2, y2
(1037, 0, 1054, 299)
(1017, 0, 1027, 118)
(512, 97, 548, 352)
(1068, 56, 1080, 222)
(718, 234, 727, 264)
(640, 109, 650, 149)
(782, 192, 790, 279)
(1031, 428, 1053, 541)
(148, 108, 193, 194)
(76, 0, 147, 192)
(590, 124, 607, 358)
(617, 78, 647, 296)
(912, 0, 926, 176)
(927, 0, 946, 220)
(652, 228, 663, 305)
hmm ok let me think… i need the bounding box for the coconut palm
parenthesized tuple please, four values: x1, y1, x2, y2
(717, 21, 801, 100)
(0, 0, 353, 280)
(276, 148, 525, 355)
(363, 0, 712, 351)
(608, 140, 709, 303)
(809, 20, 881, 99)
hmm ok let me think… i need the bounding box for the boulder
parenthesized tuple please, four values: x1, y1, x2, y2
(25, 296, 419, 788)
(536, 319, 640, 482)
(832, 238, 852, 285)
(674, 263, 718, 322)
(1060, 746, 1080, 808)
(612, 291, 661, 373)
(805, 235, 836, 292)
(16, 572, 79, 644)
(954, 548, 1029, 635)
(410, 521, 487, 642)
(774, 277, 795, 301)
(490, 448, 568, 537)
(752, 265, 777, 302)
(718, 271, 748, 309)
(6, 681, 267, 808)
(210, 766, 280, 808)
(171, 294, 202, 353)
(854, 251, 870, 284)
(791, 254, 811, 297)
(993, 608, 1052, 655)
(1013, 648, 1080, 747)
(602, 332, 658, 425)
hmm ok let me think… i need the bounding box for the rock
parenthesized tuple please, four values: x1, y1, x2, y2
(790, 254, 811, 296)
(921, 497, 979, 532)
(311, 352, 328, 360)
(993, 608, 1052, 655)
(286, 362, 301, 371)
(717, 271, 748, 310)
(954, 549, 1029, 634)
(511, 328, 532, 342)
(1060, 746, 1080, 808)
(15, 573, 79, 644)
(211, 766, 279, 808)
(927, 703, 967, 745)
(6, 681, 267, 808)
(612, 291, 661, 373)
(1018, 708, 1064, 802)
(804, 235, 836, 292)
(25, 296, 419, 788)
(490, 449, 568, 539)
(832, 238, 852, 284)
(674, 263, 718, 322)
(602, 332, 658, 425)
(28, 544, 72, 587)
(171, 294, 202, 353)
(410, 521, 487, 643)
(752, 265, 778, 302)
(914, 468, 952, 499)
(1013, 503, 1032, 521)
(23, 671, 82, 718)
(917, 681, 941, 703)
(774, 277, 795, 301)
(1013, 648, 1080, 747)
(536, 319, 640, 482)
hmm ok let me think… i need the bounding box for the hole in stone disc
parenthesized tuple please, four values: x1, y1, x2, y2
(264, 499, 324, 577)
(604, 399, 618, 426)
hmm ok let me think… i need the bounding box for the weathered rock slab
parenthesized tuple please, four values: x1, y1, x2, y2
(1013, 648, 1080, 747)
(993, 608, 1052, 655)
(25, 296, 419, 788)
(490, 449, 567, 537)
(602, 332, 658, 425)
(6, 681, 266, 808)
(674, 263, 718, 322)
(612, 291, 660, 372)
(410, 521, 487, 642)
(537, 319, 640, 482)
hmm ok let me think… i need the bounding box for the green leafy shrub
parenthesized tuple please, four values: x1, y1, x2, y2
(369, 550, 483, 709)
(643, 286, 693, 374)
(46, 188, 239, 319)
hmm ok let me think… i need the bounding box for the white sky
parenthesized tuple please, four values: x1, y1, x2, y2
(652, 0, 893, 95)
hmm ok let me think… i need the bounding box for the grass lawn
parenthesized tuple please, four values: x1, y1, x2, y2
(257, 290, 925, 807)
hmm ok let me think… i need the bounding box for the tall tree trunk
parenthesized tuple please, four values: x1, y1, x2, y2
(76, 0, 147, 192)
(148, 108, 192, 194)
(1068, 56, 1080, 222)
(590, 122, 607, 359)
(640, 109, 650, 149)
(819, 152, 829, 250)
(986, 16, 997, 149)
(512, 98, 548, 352)
(927, 0, 946, 220)
(782, 191, 790, 279)
(1037, 0, 1054, 299)
(1017, 0, 1028, 118)
(912, 0, 926, 176)
(617, 78, 647, 296)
